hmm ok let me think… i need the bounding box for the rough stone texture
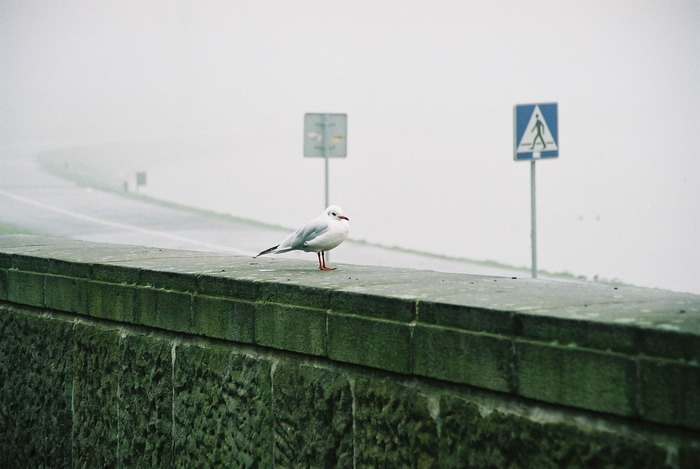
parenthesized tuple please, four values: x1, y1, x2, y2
(72, 322, 121, 468)
(328, 311, 412, 373)
(7, 269, 45, 307)
(439, 395, 668, 468)
(354, 377, 439, 468)
(173, 343, 272, 468)
(0, 307, 73, 469)
(272, 362, 354, 468)
(514, 340, 638, 416)
(88, 280, 138, 323)
(45, 274, 89, 314)
(137, 287, 192, 333)
(192, 294, 255, 343)
(255, 302, 327, 356)
(118, 334, 174, 467)
(2, 235, 700, 467)
(640, 358, 700, 430)
(413, 324, 512, 392)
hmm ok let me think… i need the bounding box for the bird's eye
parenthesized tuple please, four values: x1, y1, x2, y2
(332, 212, 336, 216)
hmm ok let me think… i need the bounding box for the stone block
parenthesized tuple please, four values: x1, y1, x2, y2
(328, 311, 412, 374)
(517, 314, 637, 354)
(0, 252, 11, 269)
(173, 344, 272, 467)
(91, 263, 140, 284)
(255, 302, 327, 356)
(45, 274, 89, 314)
(118, 334, 174, 467)
(258, 282, 331, 309)
(137, 287, 192, 333)
(272, 363, 353, 468)
(641, 328, 700, 363)
(514, 340, 637, 417)
(439, 395, 667, 468)
(88, 281, 138, 323)
(11, 253, 48, 272)
(0, 268, 7, 300)
(197, 274, 259, 301)
(354, 377, 438, 468)
(419, 301, 515, 335)
(48, 258, 91, 278)
(0, 307, 73, 468)
(413, 325, 512, 392)
(72, 323, 121, 468)
(332, 289, 415, 322)
(140, 269, 197, 292)
(640, 358, 700, 430)
(193, 295, 255, 343)
(7, 270, 44, 307)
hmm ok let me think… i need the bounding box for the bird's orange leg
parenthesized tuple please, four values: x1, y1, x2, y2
(318, 251, 336, 271)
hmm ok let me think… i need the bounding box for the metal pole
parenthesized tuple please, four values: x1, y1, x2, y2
(324, 151, 329, 210)
(323, 114, 330, 210)
(530, 160, 537, 278)
(323, 115, 330, 262)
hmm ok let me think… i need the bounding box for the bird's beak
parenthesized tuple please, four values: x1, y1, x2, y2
(340, 215, 349, 221)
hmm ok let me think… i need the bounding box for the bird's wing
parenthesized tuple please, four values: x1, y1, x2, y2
(277, 218, 330, 251)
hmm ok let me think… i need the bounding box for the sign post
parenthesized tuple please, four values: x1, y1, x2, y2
(513, 102, 559, 278)
(304, 113, 347, 210)
(304, 113, 347, 263)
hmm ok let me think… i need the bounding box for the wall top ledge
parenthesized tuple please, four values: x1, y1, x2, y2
(1, 234, 699, 362)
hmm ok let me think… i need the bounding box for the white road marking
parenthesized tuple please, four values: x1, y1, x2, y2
(0, 188, 253, 255)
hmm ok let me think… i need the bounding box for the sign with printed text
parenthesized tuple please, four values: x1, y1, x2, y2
(514, 103, 558, 160)
(304, 113, 347, 158)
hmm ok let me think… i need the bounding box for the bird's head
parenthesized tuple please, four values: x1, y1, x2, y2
(326, 205, 349, 221)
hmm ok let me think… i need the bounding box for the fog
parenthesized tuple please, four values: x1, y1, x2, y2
(2, 1, 699, 293)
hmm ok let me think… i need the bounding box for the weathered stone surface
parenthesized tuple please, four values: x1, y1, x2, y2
(439, 395, 668, 468)
(514, 340, 637, 416)
(640, 357, 700, 430)
(193, 294, 255, 343)
(2, 236, 700, 467)
(136, 287, 192, 333)
(413, 325, 512, 392)
(118, 334, 174, 467)
(354, 378, 439, 468)
(0, 268, 7, 300)
(173, 344, 272, 467)
(0, 307, 73, 468)
(255, 302, 327, 356)
(328, 311, 412, 373)
(196, 274, 258, 301)
(332, 287, 416, 322)
(88, 280, 138, 322)
(272, 363, 353, 468)
(72, 322, 121, 467)
(45, 274, 89, 314)
(7, 269, 44, 307)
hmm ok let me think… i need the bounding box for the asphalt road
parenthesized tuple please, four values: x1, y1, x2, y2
(0, 143, 537, 278)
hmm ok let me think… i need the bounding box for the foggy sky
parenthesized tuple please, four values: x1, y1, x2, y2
(1, 0, 699, 293)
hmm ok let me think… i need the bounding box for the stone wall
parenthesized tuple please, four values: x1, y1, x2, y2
(1, 235, 699, 467)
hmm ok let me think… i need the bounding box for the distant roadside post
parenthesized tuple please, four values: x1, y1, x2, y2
(304, 113, 347, 210)
(513, 102, 559, 278)
(135, 171, 147, 194)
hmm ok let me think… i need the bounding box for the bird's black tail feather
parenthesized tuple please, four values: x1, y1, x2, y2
(254, 245, 279, 258)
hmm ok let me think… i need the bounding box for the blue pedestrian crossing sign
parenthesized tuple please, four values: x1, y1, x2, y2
(514, 103, 558, 160)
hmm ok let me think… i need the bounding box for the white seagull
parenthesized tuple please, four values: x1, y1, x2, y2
(255, 205, 350, 270)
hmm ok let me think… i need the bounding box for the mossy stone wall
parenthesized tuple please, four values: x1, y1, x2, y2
(1, 235, 699, 467)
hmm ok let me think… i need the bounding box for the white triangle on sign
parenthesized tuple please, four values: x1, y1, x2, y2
(516, 105, 558, 154)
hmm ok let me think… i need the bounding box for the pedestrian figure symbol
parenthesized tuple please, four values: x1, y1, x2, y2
(531, 114, 547, 150)
(514, 103, 558, 159)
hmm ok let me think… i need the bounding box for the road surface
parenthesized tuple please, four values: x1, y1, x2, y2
(0, 143, 543, 278)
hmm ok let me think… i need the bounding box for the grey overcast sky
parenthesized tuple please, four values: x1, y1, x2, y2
(1, 0, 699, 293)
